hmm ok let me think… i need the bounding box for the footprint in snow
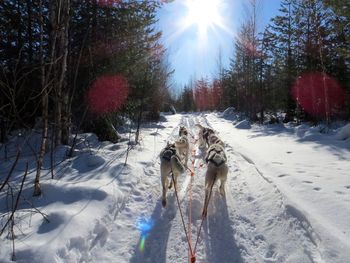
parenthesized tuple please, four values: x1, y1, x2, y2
(303, 181, 313, 184)
(345, 186, 350, 189)
(278, 174, 289, 178)
(313, 187, 321, 191)
(272, 162, 283, 165)
(247, 196, 254, 202)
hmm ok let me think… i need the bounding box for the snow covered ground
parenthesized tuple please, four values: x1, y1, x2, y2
(1, 112, 350, 263)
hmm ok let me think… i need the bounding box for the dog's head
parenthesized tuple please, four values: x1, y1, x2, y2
(203, 128, 214, 141)
(179, 126, 188, 137)
(175, 135, 188, 147)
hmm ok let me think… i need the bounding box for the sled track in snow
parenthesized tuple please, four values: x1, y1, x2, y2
(56, 113, 325, 263)
(133, 113, 324, 263)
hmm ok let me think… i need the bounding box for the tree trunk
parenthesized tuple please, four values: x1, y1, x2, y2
(60, 0, 71, 145)
(135, 102, 143, 144)
(54, 0, 70, 145)
(33, 0, 47, 196)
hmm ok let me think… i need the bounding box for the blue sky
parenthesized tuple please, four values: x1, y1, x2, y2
(156, 0, 281, 91)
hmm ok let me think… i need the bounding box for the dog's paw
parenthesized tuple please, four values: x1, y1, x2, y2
(162, 199, 167, 207)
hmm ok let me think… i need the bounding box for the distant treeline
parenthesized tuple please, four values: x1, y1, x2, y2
(175, 0, 350, 123)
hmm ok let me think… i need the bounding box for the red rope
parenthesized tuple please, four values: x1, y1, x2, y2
(170, 169, 194, 259)
(188, 173, 193, 262)
(193, 174, 216, 254)
(169, 134, 209, 263)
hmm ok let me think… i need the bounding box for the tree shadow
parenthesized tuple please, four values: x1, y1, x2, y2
(203, 193, 243, 263)
(130, 195, 176, 263)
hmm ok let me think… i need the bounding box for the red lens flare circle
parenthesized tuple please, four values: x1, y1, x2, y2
(88, 75, 129, 115)
(291, 72, 345, 117)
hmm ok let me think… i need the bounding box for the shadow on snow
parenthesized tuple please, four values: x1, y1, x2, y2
(130, 195, 176, 263)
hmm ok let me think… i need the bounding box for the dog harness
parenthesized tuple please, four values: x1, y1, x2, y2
(161, 144, 177, 161)
(206, 145, 226, 167)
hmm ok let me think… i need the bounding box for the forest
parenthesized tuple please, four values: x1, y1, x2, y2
(176, 0, 350, 124)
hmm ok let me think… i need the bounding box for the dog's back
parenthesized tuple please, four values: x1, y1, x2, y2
(160, 143, 185, 207)
(208, 133, 225, 148)
(202, 143, 228, 217)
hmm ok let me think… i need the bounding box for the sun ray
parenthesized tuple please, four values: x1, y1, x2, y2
(184, 0, 222, 36)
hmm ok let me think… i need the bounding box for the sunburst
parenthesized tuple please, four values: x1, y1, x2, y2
(183, 0, 223, 37)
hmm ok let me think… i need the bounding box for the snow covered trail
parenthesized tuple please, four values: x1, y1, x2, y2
(107, 113, 328, 263)
(57, 113, 343, 263)
(1, 113, 349, 263)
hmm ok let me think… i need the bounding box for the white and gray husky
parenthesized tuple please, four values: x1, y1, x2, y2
(175, 133, 189, 167)
(207, 133, 225, 148)
(195, 124, 214, 148)
(202, 143, 228, 217)
(179, 125, 188, 137)
(160, 142, 186, 207)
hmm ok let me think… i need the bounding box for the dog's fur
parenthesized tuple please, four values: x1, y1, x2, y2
(195, 124, 214, 148)
(179, 126, 188, 137)
(207, 133, 225, 148)
(202, 143, 228, 217)
(160, 143, 185, 207)
(175, 135, 189, 167)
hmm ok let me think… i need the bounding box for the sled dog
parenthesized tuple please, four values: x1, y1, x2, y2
(207, 133, 225, 148)
(160, 143, 185, 207)
(202, 143, 228, 217)
(179, 126, 188, 137)
(175, 134, 189, 167)
(195, 124, 214, 148)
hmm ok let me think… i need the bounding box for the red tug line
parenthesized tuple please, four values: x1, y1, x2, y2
(171, 128, 215, 263)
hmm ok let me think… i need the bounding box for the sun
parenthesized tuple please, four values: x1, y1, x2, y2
(183, 0, 223, 36)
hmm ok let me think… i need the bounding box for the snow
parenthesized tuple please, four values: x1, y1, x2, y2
(1, 112, 350, 263)
(336, 123, 350, 140)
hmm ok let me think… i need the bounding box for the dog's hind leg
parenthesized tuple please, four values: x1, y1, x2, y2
(219, 165, 228, 197)
(184, 151, 189, 168)
(161, 164, 169, 207)
(202, 169, 216, 218)
(168, 172, 173, 189)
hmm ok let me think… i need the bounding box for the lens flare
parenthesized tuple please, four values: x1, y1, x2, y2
(87, 74, 129, 115)
(139, 236, 146, 252)
(291, 72, 345, 117)
(136, 217, 154, 252)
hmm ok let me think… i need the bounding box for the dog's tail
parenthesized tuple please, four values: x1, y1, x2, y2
(170, 155, 185, 174)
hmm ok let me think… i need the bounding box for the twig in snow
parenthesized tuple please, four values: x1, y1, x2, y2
(0, 150, 20, 193)
(0, 163, 28, 236)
